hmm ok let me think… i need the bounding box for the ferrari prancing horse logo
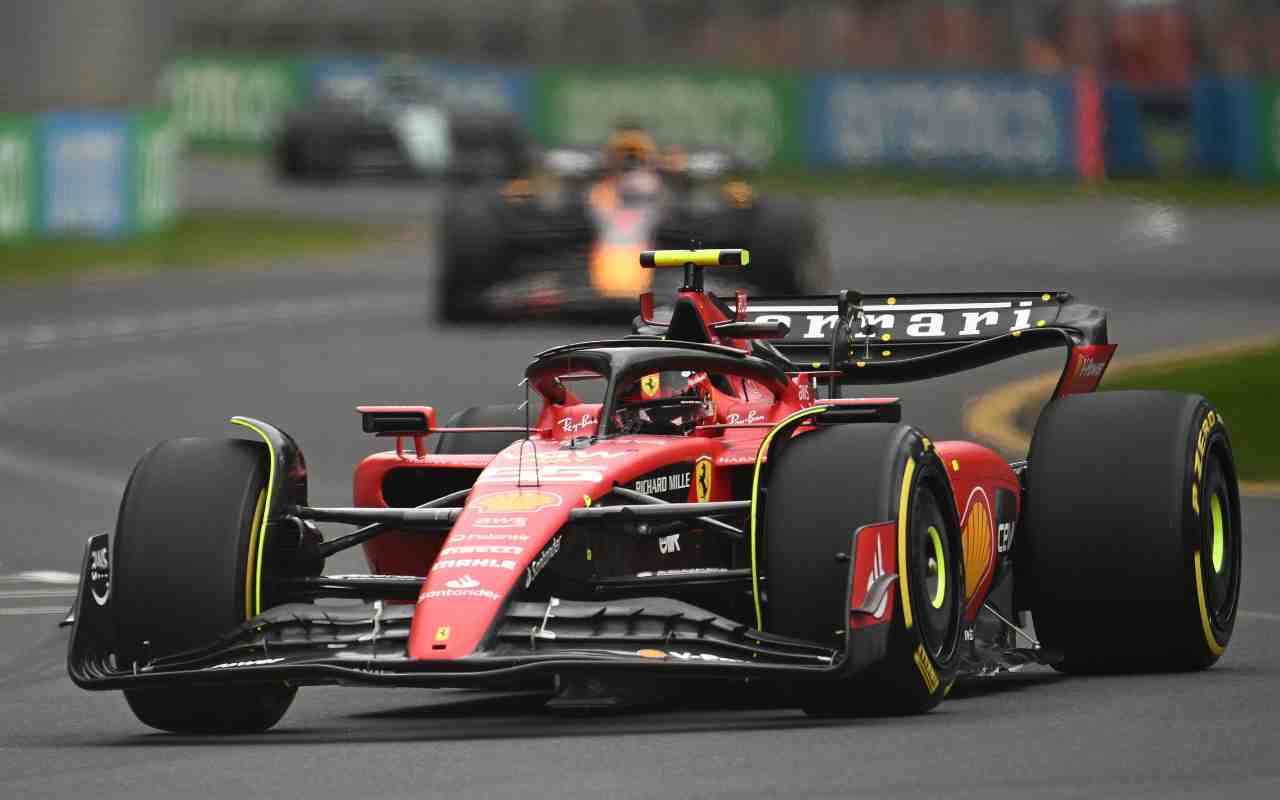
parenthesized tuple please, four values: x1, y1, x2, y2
(640, 373, 661, 398)
(694, 457, 713, 502)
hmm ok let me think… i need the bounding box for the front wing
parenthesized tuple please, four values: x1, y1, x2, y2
(69, 534, 887, 691)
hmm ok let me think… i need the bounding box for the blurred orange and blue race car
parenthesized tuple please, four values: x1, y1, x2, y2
(435, 125, 829, 322)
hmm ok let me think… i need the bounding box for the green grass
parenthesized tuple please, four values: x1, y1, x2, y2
(756, 170, 1280, 207)
(1103, 343, 1280, 482)
(0, 213, 388, 283)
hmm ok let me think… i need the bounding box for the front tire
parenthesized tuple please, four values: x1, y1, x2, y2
(1022, 391, 1242, 672)
(115, 437, 296, 733)
(434, 404, 528, 455)
(763, 423, 963, 716)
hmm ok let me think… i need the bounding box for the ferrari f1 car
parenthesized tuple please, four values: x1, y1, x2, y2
(273, 61, 529, 183)
(69, 250, 1242, 732)
(435, 126, 828, 322)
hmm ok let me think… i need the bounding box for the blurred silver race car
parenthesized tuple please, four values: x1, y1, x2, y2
(435, 125, 829, 322)
(274, 62, 529, 183)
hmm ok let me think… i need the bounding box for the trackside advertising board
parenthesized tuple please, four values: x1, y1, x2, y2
(129, 110, 182, 233)
(807, 73, 1079, 176)
(1257, 81, 1280, 181)
(159, 55, 305, 150)
(533, 67, 805, 169)
(158, 52, 1125, 180)
(0, 114, 39, 240)
(41, 113, 130, 237)
(307, 55, 532, 118)
(0, 110, 179, 242)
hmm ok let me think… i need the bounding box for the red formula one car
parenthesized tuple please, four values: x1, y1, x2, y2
(69, 250, 1242, 733)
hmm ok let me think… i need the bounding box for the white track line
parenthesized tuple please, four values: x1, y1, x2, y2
(1241, 610, 1280, 623)
(0, 291, 418, 356)
(0, 445, 126, 497)
(0, 606, 70, 616)
(0, 589, 77, 600)
(0, 570, 79, 584)
(0, 355, 191, 415)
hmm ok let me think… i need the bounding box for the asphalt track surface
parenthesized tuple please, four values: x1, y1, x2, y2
(2, 161, 1278, 798)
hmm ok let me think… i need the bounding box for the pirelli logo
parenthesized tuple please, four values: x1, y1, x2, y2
(913, 644, 940, 693)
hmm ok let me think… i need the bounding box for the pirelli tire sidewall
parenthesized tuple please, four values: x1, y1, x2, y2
(1023, 391, 1241, 671)
(765, 423, 962, 716)
(871, 435, 964, 709)
(1181, 402, 1241, 662)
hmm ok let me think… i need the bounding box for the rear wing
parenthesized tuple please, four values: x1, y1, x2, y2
(738, 290, 1114, 397)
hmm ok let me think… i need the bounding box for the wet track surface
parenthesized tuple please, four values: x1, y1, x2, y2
(2, 162, 1278, 798)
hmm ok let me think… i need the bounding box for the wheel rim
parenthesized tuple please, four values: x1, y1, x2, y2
(1209, 494, 1225, 574)
(910, 485, 959, 660)
(926, 526, 947, 609)
(1200, 456, 1239, 625)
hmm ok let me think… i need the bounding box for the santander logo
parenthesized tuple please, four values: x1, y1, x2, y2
(445, 574, 480, 590)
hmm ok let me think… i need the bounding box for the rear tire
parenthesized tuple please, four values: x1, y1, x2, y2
(115, 438, 296, 733)
(435, 190, 505, 323)
(435, 404, 528, 455)
(744, 198, 830, 294)
(1022, 391, 1242, 672)
(764, 423, 963, 716)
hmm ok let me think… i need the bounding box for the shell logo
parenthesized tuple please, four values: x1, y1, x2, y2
(961, 489, 995, 601)
(472, 491, 562, 514)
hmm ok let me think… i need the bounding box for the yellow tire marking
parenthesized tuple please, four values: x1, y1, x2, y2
(750, 406, 828, 631)
(897, 456, 917, 630)
(1193, 550, 1226, 657)
(230, 417, 277, 618)
(243, 488, 266, 620)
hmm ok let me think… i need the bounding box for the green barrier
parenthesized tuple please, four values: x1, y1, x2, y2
(533, 67, 805, 170)
(159, 54, 305, 150)
(0, 113, 39, 241)
(130, 110, 181, 233)
(1258, 82, 1280, 181)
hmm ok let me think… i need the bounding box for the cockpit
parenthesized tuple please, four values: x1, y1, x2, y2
(527, 340, 789, 441)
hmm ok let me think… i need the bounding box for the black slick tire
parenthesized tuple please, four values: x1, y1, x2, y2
(763, 423, 963, 716)
(743, 197, 830, 294)
(114, 437, 296, 734)
(1022, 391, 1242, 672)
(435, 404, 528, 455)
(435, 189, 504, 323)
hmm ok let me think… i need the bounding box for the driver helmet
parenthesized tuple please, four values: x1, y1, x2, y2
(613, 370, 716, 435)
(605, 123, 657, 172)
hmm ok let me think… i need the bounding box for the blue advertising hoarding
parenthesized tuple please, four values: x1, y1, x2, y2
(807, 73, 1078, 176)
(41, 113, 130, 236)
